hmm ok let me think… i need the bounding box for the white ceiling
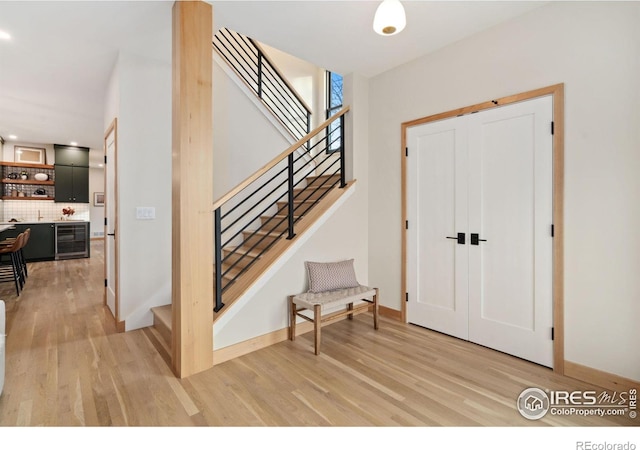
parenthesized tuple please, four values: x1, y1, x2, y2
(212, 1, 546, 77)
(0, 0, 547, 159)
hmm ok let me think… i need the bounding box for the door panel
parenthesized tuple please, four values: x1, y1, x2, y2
(407, 117, 469, 340)
(407, 95, 554, 368)
(473, 113, 535, 330)
(468, 96, 553, 367)
(105, 122, 118, 322)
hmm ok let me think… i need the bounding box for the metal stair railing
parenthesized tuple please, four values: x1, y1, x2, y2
(213, 107, 349, 313)
(213, 27, 312, 142)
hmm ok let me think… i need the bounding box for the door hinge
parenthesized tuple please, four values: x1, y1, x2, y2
(104, 279, 108, 288)
(104, 217, 107, 226)
(104, 155, 107, 164)
(405, 147, 408, 157)
(551, 224, 554, 237)
(551, 121, 555, 135)
(405, 292, 409, 302)
(405, 220, 409, 230)
(551, 327, 555, 341)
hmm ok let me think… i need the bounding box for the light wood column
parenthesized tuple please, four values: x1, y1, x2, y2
(172, 0, 214, 378)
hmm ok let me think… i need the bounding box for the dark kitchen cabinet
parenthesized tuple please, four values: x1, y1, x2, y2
(2, 223, 55, 262)
(53, 145, 90, 166)
(54, 144, 89, 203)
(55, 165, 89, 203)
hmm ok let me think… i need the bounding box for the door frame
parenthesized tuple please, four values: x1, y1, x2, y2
(400, 83, 565, 374)
(103, 118, 123, 332)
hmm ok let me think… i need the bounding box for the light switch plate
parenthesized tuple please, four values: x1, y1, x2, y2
(136, 207, 156, 220)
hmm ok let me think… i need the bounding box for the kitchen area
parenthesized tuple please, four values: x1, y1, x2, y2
(0, 142, 103, 263)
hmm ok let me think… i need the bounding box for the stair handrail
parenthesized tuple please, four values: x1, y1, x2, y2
(213, 27, 312, 142)
(213, 105, 349, 211)
(213, 106, 350, 313)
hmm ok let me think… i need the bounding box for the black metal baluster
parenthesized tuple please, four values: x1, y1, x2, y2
(306, 111, 311, 152)
(214, 207, 224, 312)
(339, 114, 346, 188)
(287, 153, 296, 240)
(257, 49, 263, 99)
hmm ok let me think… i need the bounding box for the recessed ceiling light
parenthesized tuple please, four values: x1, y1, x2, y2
(8, 135, 17, 140)
(70, 141, 78, 146)
(0, 30, 11, 41)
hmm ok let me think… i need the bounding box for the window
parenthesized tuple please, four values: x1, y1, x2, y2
(326, 71, 343, 152)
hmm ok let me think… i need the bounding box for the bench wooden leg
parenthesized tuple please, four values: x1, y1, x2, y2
(347, 302, 353, 320)
(373, 288, 379, 330)
(313, 304, 321, 355)
(289, 295, 296, 341)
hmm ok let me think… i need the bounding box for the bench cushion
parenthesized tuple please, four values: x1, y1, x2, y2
(292, 285, 377, 310)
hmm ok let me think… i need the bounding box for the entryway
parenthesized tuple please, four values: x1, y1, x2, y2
(402, 86, 564, 370)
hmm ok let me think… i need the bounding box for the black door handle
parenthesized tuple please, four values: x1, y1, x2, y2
(446, 232, 465, 245)
(470, 233, 487, 245)
(107, 233, 115, 237)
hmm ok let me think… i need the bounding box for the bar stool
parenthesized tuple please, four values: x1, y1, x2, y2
(0, 232, 26, 296)
(19, 228, 30, 279)
(0, 228, 28, 281)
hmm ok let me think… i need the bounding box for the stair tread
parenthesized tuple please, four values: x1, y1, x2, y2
(307, 174, 340, 179)
(261, 213, 302, 220)
(222, 246, 261, 258)
(293, 185, 332, 193)
(243, 229, 284, 237)
(221, 263, 244, 276)
(279, 198, 317, 204)
(151, 305, 172, 329)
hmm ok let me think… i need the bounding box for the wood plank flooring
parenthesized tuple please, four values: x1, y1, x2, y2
(0, 241, 636, 427)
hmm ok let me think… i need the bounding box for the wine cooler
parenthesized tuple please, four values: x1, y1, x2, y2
(55, 222, 90, 260)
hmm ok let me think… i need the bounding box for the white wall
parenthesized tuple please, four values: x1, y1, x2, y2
(260, 43, 326, 129)
(368, 2, 640, 381)
(102, 0, 172, 331)
(214, 74, 370, 348)
(118, 50, 172, 331)
(212, 58, 291, 200)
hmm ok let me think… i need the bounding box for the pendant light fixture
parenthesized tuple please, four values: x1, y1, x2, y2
(373, 0, 406, 36)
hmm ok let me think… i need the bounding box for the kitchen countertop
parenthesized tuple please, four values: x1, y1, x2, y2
(0, 220, 89, 225)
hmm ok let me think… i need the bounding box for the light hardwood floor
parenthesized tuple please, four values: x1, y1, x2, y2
(0, 241, 635, 426)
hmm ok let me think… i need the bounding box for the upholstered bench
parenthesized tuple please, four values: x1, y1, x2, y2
(288, 285, 379, 355)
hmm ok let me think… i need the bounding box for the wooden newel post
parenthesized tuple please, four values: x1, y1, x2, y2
(172, 0, 214, 378)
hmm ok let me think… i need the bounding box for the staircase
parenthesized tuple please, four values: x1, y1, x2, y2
(224, 176, 335, 271)
(213, 172, 345, 315)
(152, 28, 351, 352)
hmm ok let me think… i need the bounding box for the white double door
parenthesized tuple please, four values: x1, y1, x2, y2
(407, 96, 554, 368)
